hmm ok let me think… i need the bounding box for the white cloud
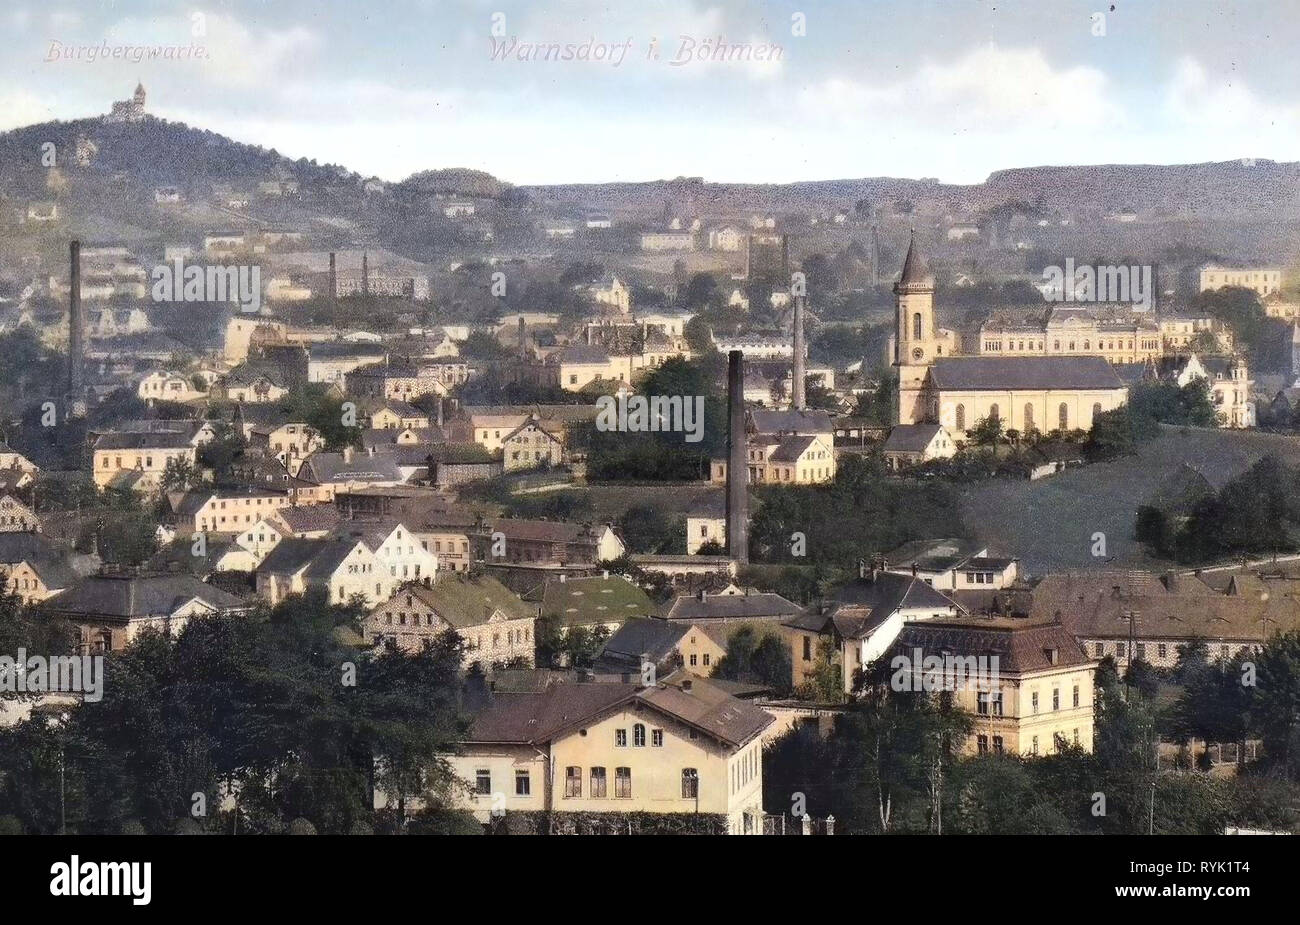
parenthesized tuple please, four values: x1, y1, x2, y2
(797, 44, 1123, 133)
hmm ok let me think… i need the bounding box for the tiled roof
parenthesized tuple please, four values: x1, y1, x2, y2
(540, 574, 657, 628)
(663, 589, 799, 622)
(928, 356, 1124, 391)
(44, 572, 248, 618)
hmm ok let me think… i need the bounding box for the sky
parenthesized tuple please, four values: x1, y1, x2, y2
(3, 0, 1298, 185)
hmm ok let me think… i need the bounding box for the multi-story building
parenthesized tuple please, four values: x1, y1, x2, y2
(1199, 265, 1283, 298)
(888, 616, 1096, 757)
(440, 675, 772, 833)
(364, 572, 536, 666)
(92, 432, 197, 492)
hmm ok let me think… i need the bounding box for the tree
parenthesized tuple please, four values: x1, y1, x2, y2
(711, 626, 792, 694)
(969, 414, 1003, 447)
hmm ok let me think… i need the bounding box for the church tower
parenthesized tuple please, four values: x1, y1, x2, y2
(893, 231, 938, 424)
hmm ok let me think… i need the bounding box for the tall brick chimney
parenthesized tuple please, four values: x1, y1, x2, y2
(792, 294, 806, 410)
(518, 316, 527, 361)
(725, 349, 748, 563)
(328, 251, 337, 300)
(67, 239, 85, 417)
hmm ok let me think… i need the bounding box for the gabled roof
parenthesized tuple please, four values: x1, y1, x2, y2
(540, 574, 656, 628)
(94, 431, 196, 451)
(592, 617, 690, 673)
(882, 423, 946, 454)
(44, 572, 248, 618)
(748, 408, 832, 436)
(379, 573, 534, 628)
(928, 356, 1124, 391)
(0, 533, 78, 588)
(662, 588, 800, 622)
(464, 675, 772, 749)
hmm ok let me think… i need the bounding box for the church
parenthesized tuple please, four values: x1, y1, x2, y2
(893, 234, 1128, 435)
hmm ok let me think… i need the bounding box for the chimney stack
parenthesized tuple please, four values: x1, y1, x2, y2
(725, 349, 749, 563)
(67, 239, 85, 417)
(518, 316, 527, 361)
(361, 252, 369, 300)
(328, 251, 337, 300)
(792, 295, 806, 410)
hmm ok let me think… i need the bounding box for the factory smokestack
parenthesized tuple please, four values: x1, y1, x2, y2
(725, 349, 748, 564)
(67, 239, 85, 418)
(328, 252, 337, 300)
(792, 295, 806, 410)
(361, 252, 369, 300)
(518, 316, 527, 361)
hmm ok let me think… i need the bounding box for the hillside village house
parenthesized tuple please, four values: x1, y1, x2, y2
(438, 676, 772, 833)
(685, 494, 728, 555)
(0, 444, 38, 475)
(137, 370, 204, 404)
(306, 342, 388, 385)
(255, 536, 387, 606)
(662, 583, 801, 629)
(783, 565, 966, 694)
(881, 423, 957, 469)
(346, 521, 438, 586)
(215, 517, 290, 571)
(0, 494, 40, 533)
(711, 408, 837, 486)
(92, 432, 197, 492)
(481, 520, 625, 566)
(345, 360, 468, 401)
(585, 274, 631, 314)
(44, 571, 251, 654)
(0, 533, 78, 604)
(297, 448, 407, 501)
(370, 401, 431, 430)
(887, 617, 1096, 757)
(548, 345, 633, 392)
(1151, 354, 1255, 428)
(502, 417, 564, 471)
(171, 489, 294, 536)
(219, 365, 291, 404)
(879, 539, 1020, 591)
(365, 572, 535, 667)
(592, 618, 729, 677)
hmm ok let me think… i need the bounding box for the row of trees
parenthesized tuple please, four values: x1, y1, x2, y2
(0, 590, 473, 834)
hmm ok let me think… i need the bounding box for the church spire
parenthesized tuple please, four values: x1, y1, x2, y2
(896, 229, 933, 291)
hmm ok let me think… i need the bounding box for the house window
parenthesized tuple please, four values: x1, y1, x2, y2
(689, 654, 697, 666)
(475, 769, 491, 795)
(992, 736, 1004, 754)
(564, 766, 582, 798)
(651, 729, 663, 747)
(615, 728, 627, 747)
(1094, 642, 1104, 656)
(912, 312, 922, 340)
(803, 637, 812, 661)
(1073, 685, 1080, 708)
(1052, 688, 1060, 711)
(590, 767, 607, 798)
(633, 723, 645, 747)
(1031, 691, 1039, 714)
(681, 768, 699, 799)
(977, 734, 989, 754)
(515, 770, 530, 796)
(1032, 736, 1039, 756)
(1058, 402, 1068, 430)
(615, 767, 631, 798)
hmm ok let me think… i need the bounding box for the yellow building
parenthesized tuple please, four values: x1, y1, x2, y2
(501, 417, 563, 471)
(1199, 265, 1282, 297)
(979, 307, 1163, 365)
(890, 617, 1096, 757)
(441, 675, 772, 833)
(92, 432, 197, 493)
(710, 433, 837, 485)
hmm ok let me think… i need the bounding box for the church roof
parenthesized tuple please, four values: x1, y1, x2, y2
(896, 232, 933, 289)
(928, 356, 1124, 391)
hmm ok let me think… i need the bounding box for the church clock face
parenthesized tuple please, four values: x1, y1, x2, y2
(911, 347, 925, 361)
